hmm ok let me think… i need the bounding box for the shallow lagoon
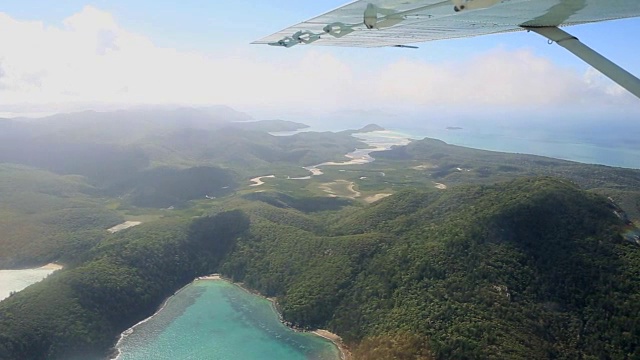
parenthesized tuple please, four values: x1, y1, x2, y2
(116, 280, 340, 360)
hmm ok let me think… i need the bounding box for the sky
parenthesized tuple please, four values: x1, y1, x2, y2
(1, 0, 639, 121)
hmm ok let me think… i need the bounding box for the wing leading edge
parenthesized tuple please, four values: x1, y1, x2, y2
(253, 0, 640, 48)
(253, 0, 640, 100)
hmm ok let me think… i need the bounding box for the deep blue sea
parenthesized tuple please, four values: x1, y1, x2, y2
(116, 280, 340, 360)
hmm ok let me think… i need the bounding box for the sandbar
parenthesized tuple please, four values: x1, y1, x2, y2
(250, 175, 276, 187)
(108, 221, 142, 233)
(364, 193, 392, 203)
(320, 180, 361, 199)
(40, 263, 63, 271)
(412, 163, 437, 170)
(434, 182, 447, 190)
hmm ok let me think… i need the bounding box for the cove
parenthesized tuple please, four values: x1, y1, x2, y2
(115, 279, 341, 360)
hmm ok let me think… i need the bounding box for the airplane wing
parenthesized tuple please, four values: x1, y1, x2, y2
(253, 0, 640, 100)
(253, 0, 640, 48)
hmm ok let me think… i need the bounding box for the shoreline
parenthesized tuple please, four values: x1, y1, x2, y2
(110, 280, 196, 359)
(40, 263, 64, 271)
(311, 330, 352, 360)
(1, 262, 64, 271)
(249, 175, 276, 187)
(290, 130, 413, 181)
(210, 275, 352, 360)
(398, 127, 640, 170)
(112, 273, 350, 360)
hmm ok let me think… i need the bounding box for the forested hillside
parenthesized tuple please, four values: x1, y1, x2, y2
(2, 109, 640, 360)
(221, 178, 640, 359)
(1, 175, 638, 359)
(140, 126, 362, 172)
(0, 165, 123, 268)
(0, 109, 364, 182)
(368, 137, 640, 223)
(374, 137, 640, 191)
(109, 166, 238, 208)
(0, 211, 249, 360)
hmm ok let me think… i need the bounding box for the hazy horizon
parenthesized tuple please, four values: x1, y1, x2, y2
(1, 2, 639, 124)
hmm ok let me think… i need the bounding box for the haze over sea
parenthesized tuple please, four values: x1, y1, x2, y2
(116, 280, 340, 360)
(284, 108, 640, 170)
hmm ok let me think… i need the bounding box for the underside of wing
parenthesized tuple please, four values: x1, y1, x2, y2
(253, 0, 640, 48)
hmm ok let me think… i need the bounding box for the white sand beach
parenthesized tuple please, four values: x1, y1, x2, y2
(108, 221, 142, 233)
(250, 175, 276, 186)
(0, 263, 63, 301)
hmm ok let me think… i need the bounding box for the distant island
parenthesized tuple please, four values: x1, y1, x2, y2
(446, 126, 463, 130)
(358, 123, 385, 132)
(229, 119, 309, 132)
(339, 124, 386, 136)
(2, 107, 640, 360)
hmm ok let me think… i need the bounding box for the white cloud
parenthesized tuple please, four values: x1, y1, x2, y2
(371, 48, 636, 107)
(0, 7, 636, 115)
(0, 7, 361, 111)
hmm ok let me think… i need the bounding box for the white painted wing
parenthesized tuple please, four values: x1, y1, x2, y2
(253, 0, 640, 48)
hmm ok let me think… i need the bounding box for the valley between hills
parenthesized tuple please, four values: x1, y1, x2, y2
(0, 107, 639, 360)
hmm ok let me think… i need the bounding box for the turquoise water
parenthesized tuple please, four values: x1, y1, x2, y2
(271, 121, 640, 170)
(116, 280, 340, 360)
(394, 125, 640, 169)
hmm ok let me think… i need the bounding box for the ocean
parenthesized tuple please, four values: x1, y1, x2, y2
(393, 124, 640, 169)
(116, 280, 340, 360)
(116, 119, 639, 359)
(290, 109, 640, 169)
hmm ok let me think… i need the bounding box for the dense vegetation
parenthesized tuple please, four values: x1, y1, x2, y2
(2, 109, 640, 359)
(0, 109, 364, 180)
(0, 210, 249, 360)
(221, 178, 640, 359)
(0, 136, 149, 188)
(365, 137, 640, 223)
(373, 137, 640, 192)
(0, 165, 123, 268)
(242, 191, 353, 213)
(111, 166, 238, 208)
(0, 109, 363, 267)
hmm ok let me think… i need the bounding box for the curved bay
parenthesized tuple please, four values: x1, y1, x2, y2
(116, 280, 340, 360)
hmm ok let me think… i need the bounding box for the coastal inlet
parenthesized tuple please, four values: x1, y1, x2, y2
(115, 278, 342, 360)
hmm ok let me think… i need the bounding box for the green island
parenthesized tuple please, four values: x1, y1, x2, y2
(0, 108, 639, 360)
